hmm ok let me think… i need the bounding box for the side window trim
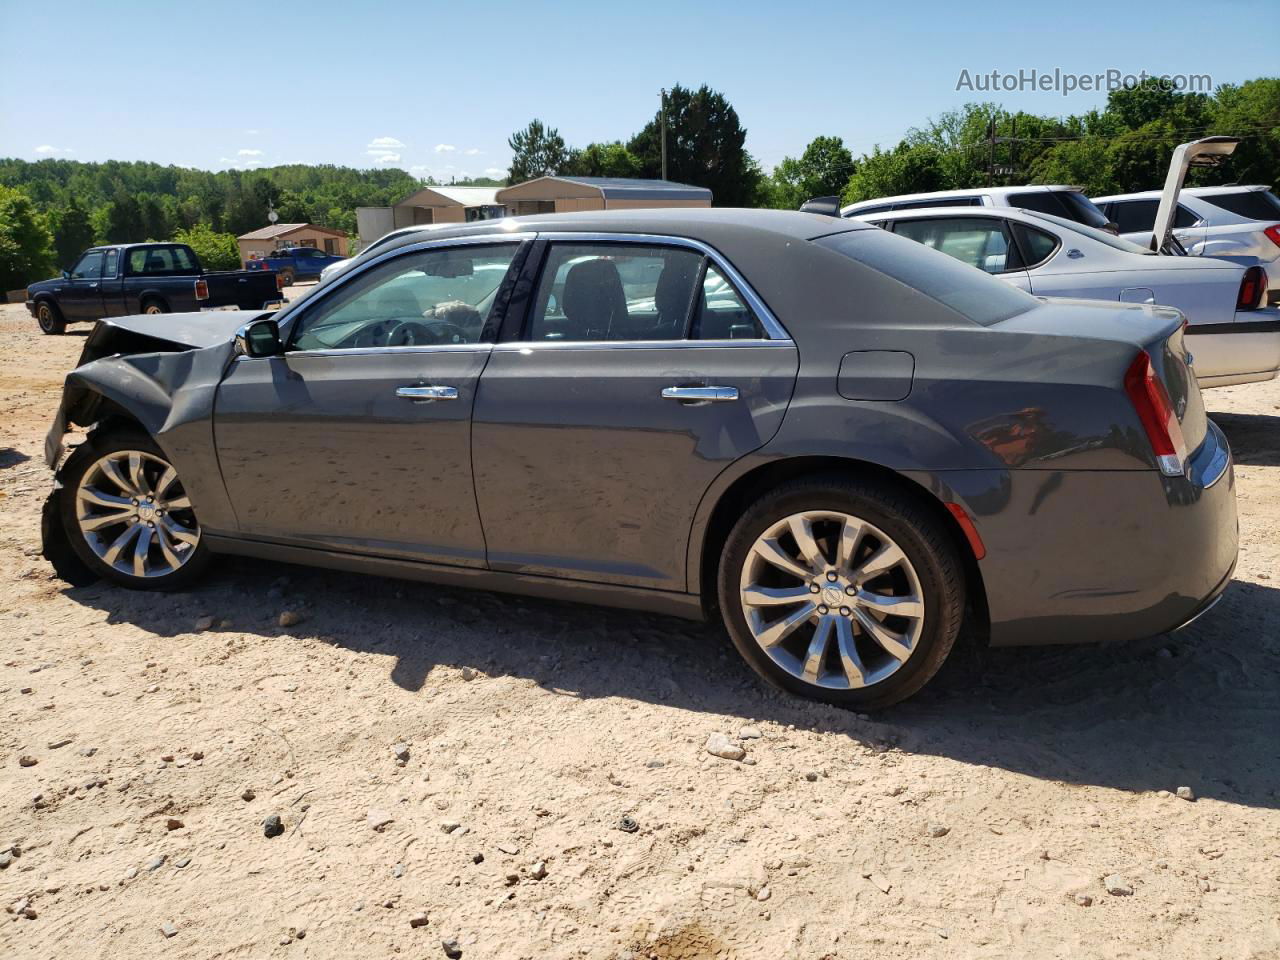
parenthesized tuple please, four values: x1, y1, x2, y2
(507, 232, 791, 344)
(892, 216, 1022, 275)
(276, 235, 535, 353)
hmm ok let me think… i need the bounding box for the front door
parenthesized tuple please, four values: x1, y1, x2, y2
(60, 249, 105, 321)
(213, 240, 527, 567)
(471, 239, 799, 591)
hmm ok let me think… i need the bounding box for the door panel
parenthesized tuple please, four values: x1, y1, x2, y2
(61, 250, 105, 321)
(213, 348, 491, 566)
(471, 341, 799, 590)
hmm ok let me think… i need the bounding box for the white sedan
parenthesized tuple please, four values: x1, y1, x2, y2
(851, 204, 1280, 388)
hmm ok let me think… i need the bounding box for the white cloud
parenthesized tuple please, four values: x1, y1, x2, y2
(368, 136, 405, 149)
(464, 148, 482, 156)
(34, 144, 72, 155)
(435, 143, 456, 153)
(374, 153, 401, 165)
(244, 128, 260, 135)
(237, 148, 263, 157)
(484, 167, 505, 177)
(409, 164, 433, 175)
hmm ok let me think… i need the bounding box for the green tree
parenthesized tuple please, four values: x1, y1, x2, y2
(507, 119, 570, 182)
(173, 223, 241, 271)
(841, 144, 949, 204)
(562, 142, 644, 178)
(628, 84, 762, 206)
(769, 135, 855, 208)
(139, 194, 171, 241)
(104, 193, 144, 243)
(0, 185, 56, 290)
(51, 198, 95, 268)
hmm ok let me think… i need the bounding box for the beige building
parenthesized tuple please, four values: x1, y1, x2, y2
(237, 223, 349, 264)
(355, 177, 712, 248)
(495, 176, 712, 215)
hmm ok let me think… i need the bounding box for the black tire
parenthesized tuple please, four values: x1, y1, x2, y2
(57, 428, 212, 591)
(279, 269, 295, 287)
(717, 475, 965, 710)
(141, 298, 169, 315)
(35, 300, 66, 335)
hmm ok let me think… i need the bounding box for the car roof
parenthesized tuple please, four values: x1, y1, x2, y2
(1095, 185, 1274, 202)
(842, 185, 1082, 209)
(369, 207, 869, 256)
(854, 204, 1043, 224)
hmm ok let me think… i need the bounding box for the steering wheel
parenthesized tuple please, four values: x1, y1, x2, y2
(385, 318, 468, 346)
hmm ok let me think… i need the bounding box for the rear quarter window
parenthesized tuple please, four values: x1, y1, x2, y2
(816, 229, 1037, 326)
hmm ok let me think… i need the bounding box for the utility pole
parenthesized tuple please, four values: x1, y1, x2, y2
(987, 114, 995, 187)
(660, 88, 668, 181)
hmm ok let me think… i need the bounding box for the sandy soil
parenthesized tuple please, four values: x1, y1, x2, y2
(1, 297, 1278, 960)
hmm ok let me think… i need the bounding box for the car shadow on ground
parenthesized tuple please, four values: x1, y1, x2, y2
(1210, 411, 1280, 467)
(1, 448, 31, 469)
(64, 551, 1280, 812)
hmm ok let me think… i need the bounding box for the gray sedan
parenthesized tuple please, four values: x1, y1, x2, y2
(41, 209, 1237, 708)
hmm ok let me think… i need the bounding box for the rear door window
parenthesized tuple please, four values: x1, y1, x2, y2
(892, 217, 1017, 273)
(1110, 199, 1159, 234)
(894, 197, 981, 209)
(1197, 190, 1280, 221)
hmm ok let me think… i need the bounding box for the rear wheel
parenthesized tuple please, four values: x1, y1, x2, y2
(141, 298, 168, 315)
(36, 300, 66, 335)
(59, 430, 210, 590)
(279, 269, 295, 286)
(718, 476, 965, 709)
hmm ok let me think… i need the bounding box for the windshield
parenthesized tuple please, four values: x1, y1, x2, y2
(1021, 210, 1155, 255)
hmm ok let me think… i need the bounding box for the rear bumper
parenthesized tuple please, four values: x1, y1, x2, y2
(942, 418, 1238, 647)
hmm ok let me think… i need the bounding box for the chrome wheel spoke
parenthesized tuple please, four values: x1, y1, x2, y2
(132, 525, 154, 577)
(161, 516, 199, 546)
(80, 509, 134, 532)
(100, 458, 139, 497)
(788, 516, 826, 571)
(155, 523, 183, 569)
(802, 615, 835, 682)
(835, 616, 868, 688)
(743, 584, 815, 607)
(156, 466, 180, 500)
(752, 538, 814, 581)
(127, 453, 150, 496)
(756, 601, 818, 648)
(78, 487, 133, 510)
(854, 590, 923, 618)
(854, 608, 912, 662)
(856, 542, 906, 582)
(836, 517, 865, 570)
(163, 494, 192, 510)
(101, 523, 141, 566)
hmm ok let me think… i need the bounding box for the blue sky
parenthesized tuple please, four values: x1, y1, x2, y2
(1, 0, 1275, 177)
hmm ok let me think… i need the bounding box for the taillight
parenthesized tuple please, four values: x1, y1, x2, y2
(194, 279, 209, 301)
(276, 272, 286, 291)
(1124, 351, 1187, 478)
(1236, 266, 1266, 311)
(1264, 224, 1280, 249)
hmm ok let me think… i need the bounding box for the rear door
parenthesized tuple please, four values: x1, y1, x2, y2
(471, 236, 799, 591)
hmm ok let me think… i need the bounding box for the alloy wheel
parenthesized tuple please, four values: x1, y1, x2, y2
(37, 304, 56, 332)
(738, 510, 925, 690)
(74, 450, 200, 578)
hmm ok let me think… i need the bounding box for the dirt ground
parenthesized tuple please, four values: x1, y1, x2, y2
(1, 296, 1277, 960)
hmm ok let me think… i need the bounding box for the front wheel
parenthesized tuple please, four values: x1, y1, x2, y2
(58, 430, 211, 590)
(36, 301, 66, 335)
(141, 299, 168, 315)
(717, 476, 965, 709)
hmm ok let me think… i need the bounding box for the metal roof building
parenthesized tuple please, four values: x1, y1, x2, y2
(496, 176, 712, 215)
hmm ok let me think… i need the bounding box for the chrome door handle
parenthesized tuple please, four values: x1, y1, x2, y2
(396, 385, 458, 402)
(661, 385, 739, 404)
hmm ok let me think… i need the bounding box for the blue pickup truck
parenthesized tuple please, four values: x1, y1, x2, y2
(245, 247, 346, 285)
(26, 243, 284, 335)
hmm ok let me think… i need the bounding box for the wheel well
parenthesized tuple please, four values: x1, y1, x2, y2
(696, 456, 990, 640)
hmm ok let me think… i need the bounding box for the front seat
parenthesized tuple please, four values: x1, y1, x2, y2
(561, 259, 627, 340)
(651, 258, 700, 339)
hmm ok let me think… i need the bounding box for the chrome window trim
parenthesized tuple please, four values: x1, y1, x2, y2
(270, 343, 495, 361)
(530, 231, 792, 342)
(491, 339, 792, 352)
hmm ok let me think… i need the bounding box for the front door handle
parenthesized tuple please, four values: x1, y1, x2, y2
(396, 385, 458, 402)
(661, 385, 739, 404)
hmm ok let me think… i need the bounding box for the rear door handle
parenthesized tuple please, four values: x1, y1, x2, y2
(661, 385, 739, 404)
(396, 385, 458, 402)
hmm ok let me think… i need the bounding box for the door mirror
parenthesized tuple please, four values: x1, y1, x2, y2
(235, 318, 283, 358)
(61, 270, 70, 279)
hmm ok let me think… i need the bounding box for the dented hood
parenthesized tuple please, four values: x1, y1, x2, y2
(89, 310, 269, 351)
